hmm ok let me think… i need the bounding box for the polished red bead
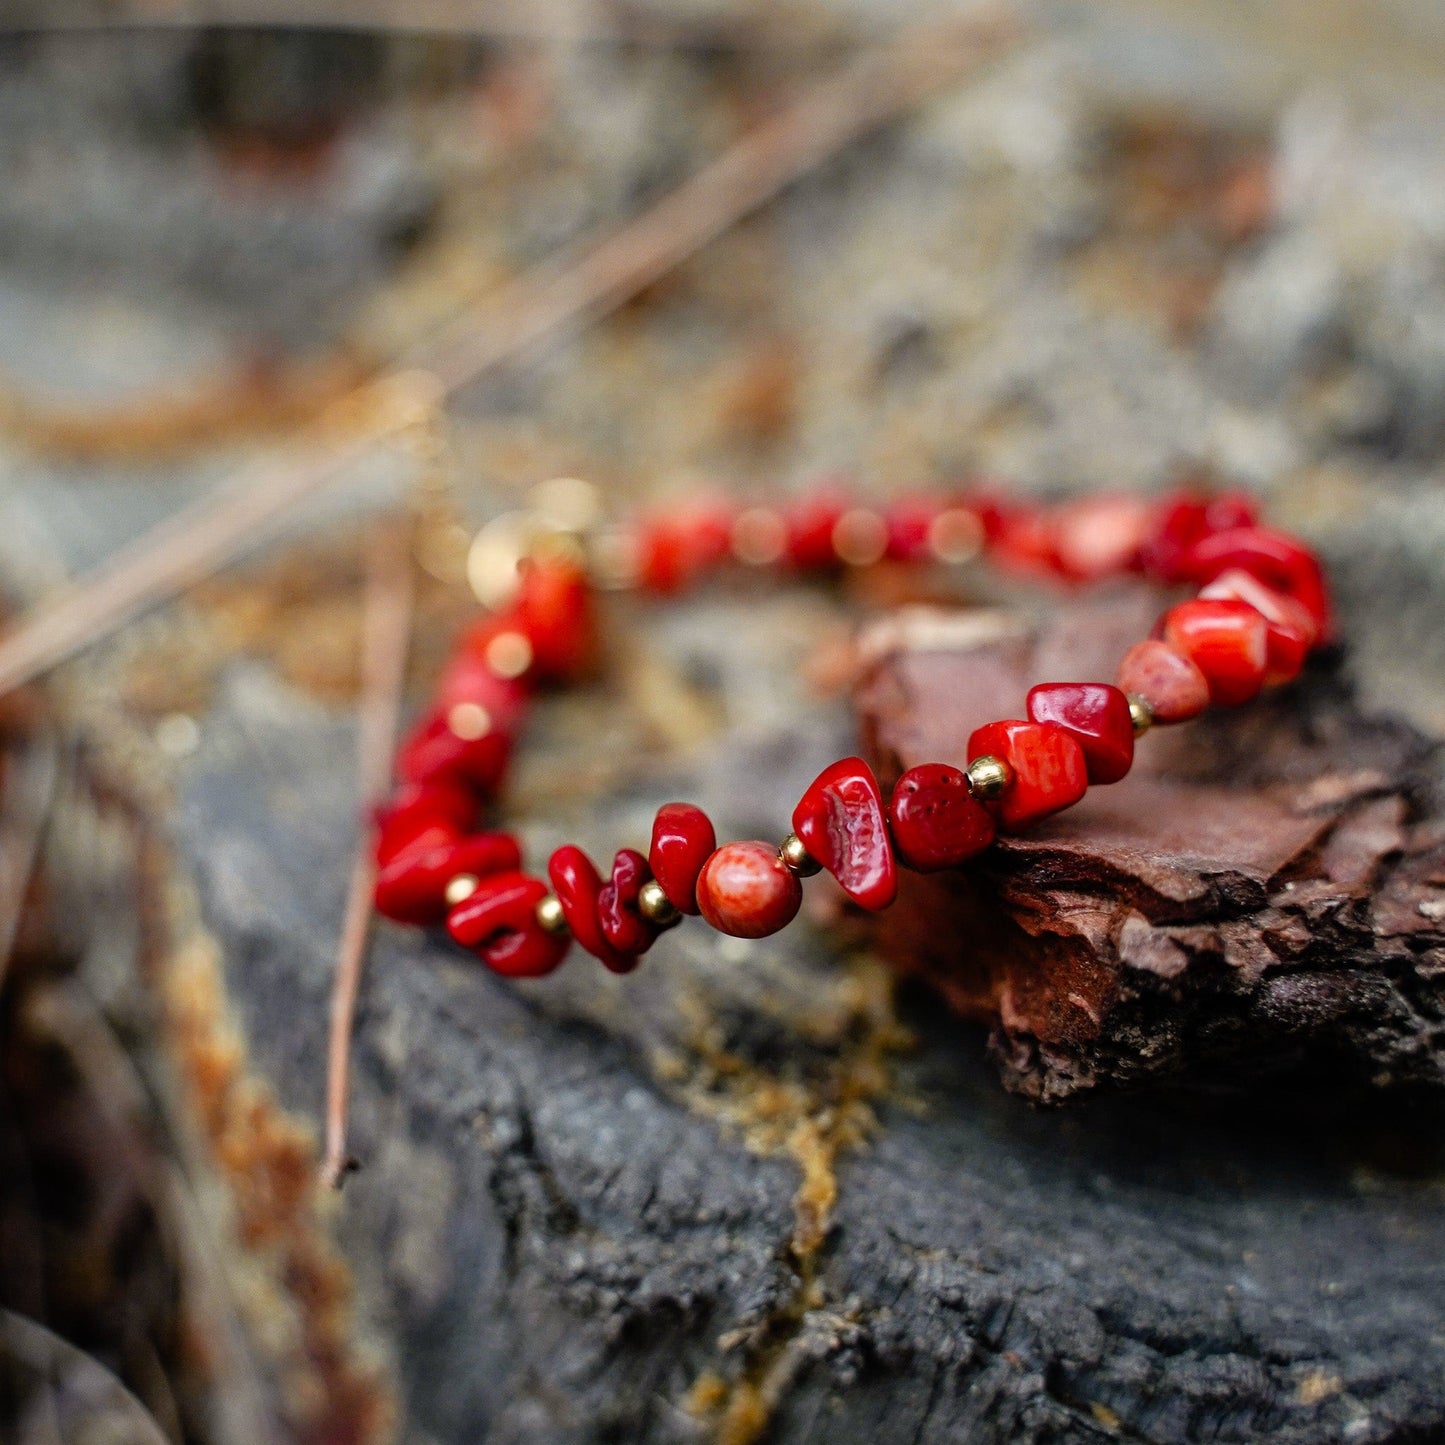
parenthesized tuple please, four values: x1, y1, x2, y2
(1161, 598, 1269, 707)
(887, 763, 996, 871)
(696, 842, 802, 938)
(791, 756, 897, 911)
(1199, 568, 1316, 685)
(1184, 525, 1331, 640)
(883, 494, 945, 563)
(1025, 682, 1135, 785)
(597, 848, 661, 957)
(372, 780, 476, 864)
(396, 706, 513, 796)
(784, 488, 851, 570)
(648, 803, 716, 915)
(432, 647, 532, 731)
(547, 846, 635, 973)
(636, 503, 734, 594)
(1137, 488, 1261, 584)
(446, 872, 569, 977)
(1116, 640, 1210, 723)
(513, 556, 596, 681)
(966, 719, 1088, 832)
(375, 831, 523, 926)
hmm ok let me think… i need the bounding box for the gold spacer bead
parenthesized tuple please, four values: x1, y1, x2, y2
(535, 895, 570, 936)
(637, 879, 682, 928)
(966, 754, 1012, 801)
(447, 702, 492, 740)
(779, 832, 822, 877)
(445, 874, 480, 907)
(731, 507, 787, 566)
(485, 630, 534, 680)
(831, 508, 888, 567)
(1128, 693, 1154, 737)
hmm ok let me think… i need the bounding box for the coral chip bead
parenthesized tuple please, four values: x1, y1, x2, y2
(1116, 640, 1210, 723)
(397, 705, 513, 796)
(374, 831, 523, 926)
(887, 764, 996, 872)
(547, 846, 636, 973)
(649, 803, 716, 915)
(696, 842, 803, 939)
(1025, 682, 1135, 785)
(1198, 568, 1317, 685)
(1161, 598, 1269, 707)
(791, 757, 897, 911)
(1184, 525, 1331, 640)
(966, 720, 1088, 832)
(513, 557, 596, 681)
(597, 849, 660, 957)
(446, 872, 570, 977)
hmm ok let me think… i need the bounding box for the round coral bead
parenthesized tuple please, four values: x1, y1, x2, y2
(1025, 682, 1135, 785)
(887, 764, 996, 871)
(1116, 640, 1210, 723)
(791, 756, 897, 911)
(696, 842, 802, 938)
(1161, 598, 1269, 707)
(965, 719, 1089, 832)
(649, 803, 716, 915)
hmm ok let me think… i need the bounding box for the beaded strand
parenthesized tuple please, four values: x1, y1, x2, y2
(371, 485, 1330, 977)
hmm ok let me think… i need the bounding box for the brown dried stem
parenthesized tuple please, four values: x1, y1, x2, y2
(321, 519, 415, 1190)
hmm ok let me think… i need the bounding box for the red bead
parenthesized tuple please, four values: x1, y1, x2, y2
(375, 831, 523, 926)
(883, 494, 944, 563)
(1184, 525, 1331, 640)
(966, 720, 1088, 832)
(547, 846, 635, 973)
(1137, 488, 1261, 584)
(372, 780, 476, 864)
(1116, 640, 1210, 723)
(1025, 682, 1135, 785)
(432, 648, 531, 731)
(1199, 568, 1317, 685)
(887, 764, 996, 871)
(1050, 495, 1153, 582)
(791, 756, 897, 911)
(1161, 598, 1269, 707)
(513, 557, 596, 681)
(446, 872, 570, 977)
(597, 848, 661, 957)
(636, 502, 734, 594)
(784, 488, 851, 570)
(696, 842, 802, 938)
(397, 706, 513, 796)
(648, 803, 716, 915)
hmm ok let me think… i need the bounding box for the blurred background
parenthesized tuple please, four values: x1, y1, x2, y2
(2, 2, 1445, 1442)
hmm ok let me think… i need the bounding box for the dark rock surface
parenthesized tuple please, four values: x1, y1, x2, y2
(175, 618, 1445, 1444)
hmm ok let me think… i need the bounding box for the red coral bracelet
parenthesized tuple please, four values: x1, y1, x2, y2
(371, 484, 1329, 978)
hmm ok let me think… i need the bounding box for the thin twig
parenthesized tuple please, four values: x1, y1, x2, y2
(321, 519, 415, 1190)
(0, 7, 1017, 699)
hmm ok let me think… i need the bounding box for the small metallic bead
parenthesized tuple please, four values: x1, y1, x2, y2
(445, 873, 481, 907)
(966, 754, 1012, 801)
(778, 832, 822, 877)
(637, 878, 682, 928)
(731, 507, 787, 566)
(486, 630, 534, 680)
(535, 894, 571, 936)
(1127, 693, 1154, 737)
(831, 508, 888, 567)
(447, 702, 492, 740)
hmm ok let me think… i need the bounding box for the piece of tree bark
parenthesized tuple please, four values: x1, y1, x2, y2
(856, 589, 1445, 1102)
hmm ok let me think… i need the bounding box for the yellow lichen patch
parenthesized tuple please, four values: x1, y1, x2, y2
(670, 954, 910, 1443)
(164, 927, 394, 1445)
(1296, 1371, 1344, 1406)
